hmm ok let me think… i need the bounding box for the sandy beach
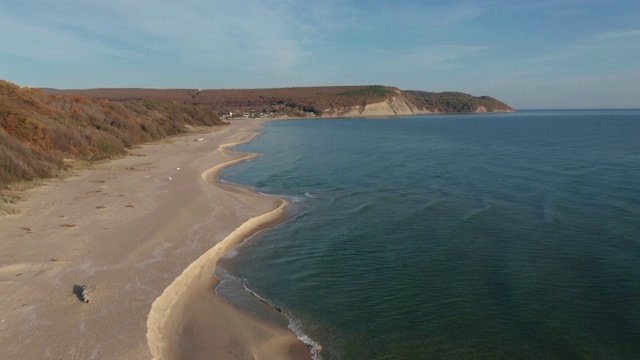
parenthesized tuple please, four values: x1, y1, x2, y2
(0, 119, 310, 360)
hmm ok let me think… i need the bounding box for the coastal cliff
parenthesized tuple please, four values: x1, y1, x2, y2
(52, 85, 514, 118)
(321, 91, 428, 117)
(321, 89, 512, 117)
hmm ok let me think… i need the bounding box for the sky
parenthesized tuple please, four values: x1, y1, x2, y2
(1, 0, 639, 109)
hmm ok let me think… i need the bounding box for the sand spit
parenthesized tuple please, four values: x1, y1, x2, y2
(0, 119, 309, 359)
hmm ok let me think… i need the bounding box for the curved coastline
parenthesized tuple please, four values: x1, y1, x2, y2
(0, 118, 313, 359)
(147, 123, 310, 360)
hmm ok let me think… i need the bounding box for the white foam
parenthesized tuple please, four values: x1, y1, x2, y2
(287, 315, 323, 360)
(241, 280, 322, 359)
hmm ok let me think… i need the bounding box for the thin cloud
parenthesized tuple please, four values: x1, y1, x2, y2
(374, 2, 485, 28)
(395, 45, 490, 69)
(0, 12, 134, 62)
(2, 0, 310, 70)
(532, 28, 640, 64)
(434, 4, 485, 26)
(593, 30, 640, 41)
(1, 0, 487, 74)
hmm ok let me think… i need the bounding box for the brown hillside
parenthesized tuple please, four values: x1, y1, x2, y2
(1, 80, 223, 187)
(404, 91, 513, 113)
(53, 85, 400, 115)
(53, 85, 513, 116)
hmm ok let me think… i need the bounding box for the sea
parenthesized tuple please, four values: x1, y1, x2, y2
(216, 110, 640, 359)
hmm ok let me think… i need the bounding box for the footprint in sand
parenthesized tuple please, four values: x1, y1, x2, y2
(20, 227, 34, 234)
(50, 258, 70, 264)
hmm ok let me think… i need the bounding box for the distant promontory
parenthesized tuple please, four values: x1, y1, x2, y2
(50, 85, 513, 118)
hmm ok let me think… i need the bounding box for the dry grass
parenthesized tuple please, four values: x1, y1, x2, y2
(1, 80, 224, 188)
(0, 189, 26, 215)
(0, 204, 20, 216)
(1, 189, 26, 203)
(5, 179, 46, 192)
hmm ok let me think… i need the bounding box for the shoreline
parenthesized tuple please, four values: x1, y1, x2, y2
(0, 118, 310, 359)
(147, 125, 311, 359)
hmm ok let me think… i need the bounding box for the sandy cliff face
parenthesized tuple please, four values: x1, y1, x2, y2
(475, 106, 488, 113)
(322, 95, 433, 118)
(475, 106, 516, 114)
(322, 94, 514, 118)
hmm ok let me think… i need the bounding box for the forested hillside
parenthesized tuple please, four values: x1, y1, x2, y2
(1, 80, 223, 187)
(404, 91, 513, 113)
(53, 85, 513, 116)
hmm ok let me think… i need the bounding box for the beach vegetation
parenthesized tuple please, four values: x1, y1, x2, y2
(0, 80, 224, 188)
(404, 91, 513, 113)
(337, 85, 394, 97)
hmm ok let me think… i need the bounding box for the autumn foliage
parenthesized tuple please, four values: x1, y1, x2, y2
(0, 80, 223, 186)
(52, 85, 402, 116)
(54, 85, 513, 116)
(404, 91, 513, 113)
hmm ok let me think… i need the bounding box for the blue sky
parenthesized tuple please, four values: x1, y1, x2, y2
(1, 0, 639, 109)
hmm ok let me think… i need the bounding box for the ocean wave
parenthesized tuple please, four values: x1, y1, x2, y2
(462, 194, 496, 221)
(289, 195, 308, 203)
(241, 280, 322, 359)
(304, 192, 318, 199)
(332, 190, 367, 201)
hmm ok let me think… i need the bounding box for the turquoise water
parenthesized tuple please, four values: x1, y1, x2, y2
(218, 111, 640, 359)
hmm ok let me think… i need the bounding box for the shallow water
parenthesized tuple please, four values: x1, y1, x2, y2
(218, 110, 640, 359)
